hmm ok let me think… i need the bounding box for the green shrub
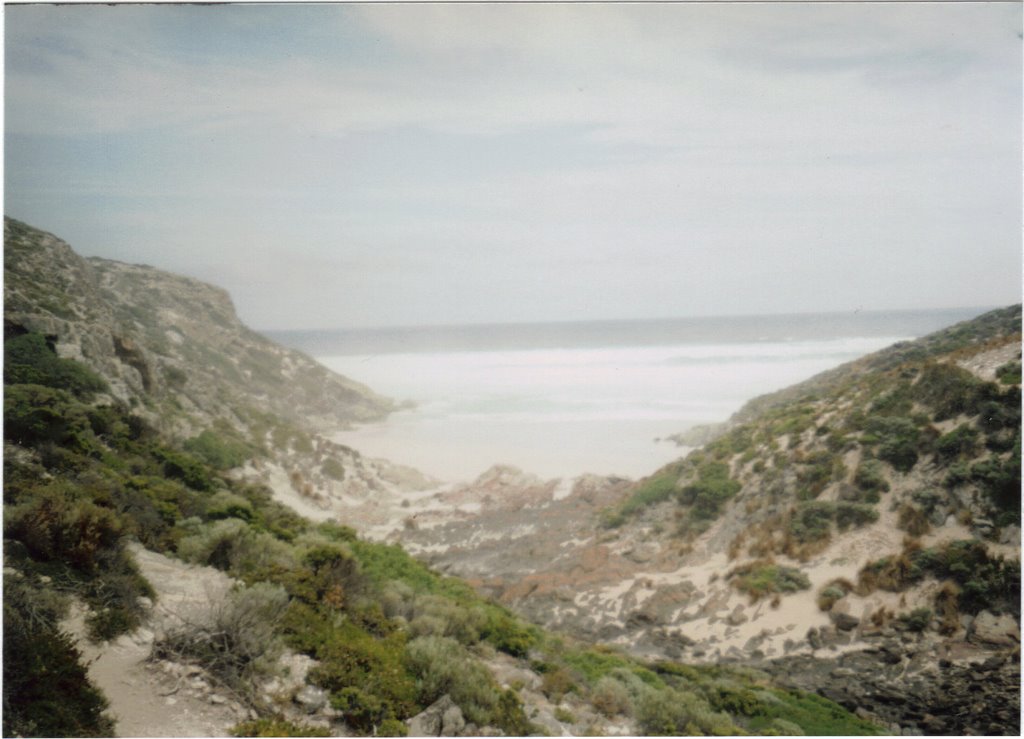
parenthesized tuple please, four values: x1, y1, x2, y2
(729, 561, 810, 601)
(404, 636, 499, 726)
(789, 502, 835, 543)
(858, 540, 1020, 616)
(177, 519, 296, 576)
(4, 384, 97, 453)
(206, 491, 255, 522)
(321, 456, 346, 481)
(591, 676, 634, 717)
(678, 461, 741, 520)
(6, 486, 123, 574)
(969, 447, 1021, 518)
(3, 577, 115, 737)
(491, 688, 536, 736)
(554, 707, 576, 724)
(4, 332, 108, 398)
(154, 448, 218, 492)
(480, 610, 538, 657)
(377, 717, 409, 737)
(934, 425, 979, 463)
(834, 502, 879, 531)
(562, 647, 634, 685)
(898, 607, 932, 632)
(540, 667, 576, 701)
(636, 686, 736, 736)
(912, 362, 986, 420)
(816, 585, 848, 612)
(863, 416, 921, 472)
(406, 594, 487, 645)
(604, 466, 683, 527)
(184, 429, 254, 470)
(853, 460, 889, 500)
(995, 360, 1021, 385)
(310, 620, 418, 730)
(795, 451, 844, 499)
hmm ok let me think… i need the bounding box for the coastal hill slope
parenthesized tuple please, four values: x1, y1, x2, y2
(4, 217, 394, 438)
(3, 218, 886, 738)
(400, 305, 1021, 734)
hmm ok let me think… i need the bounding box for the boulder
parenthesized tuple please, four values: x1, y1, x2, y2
(831, 612, 860, 632)
(968, 611, 1020, 647)
(407, 695, 466, 737)
(999, 525, 1021, 547)
(293, 684, 328, 714)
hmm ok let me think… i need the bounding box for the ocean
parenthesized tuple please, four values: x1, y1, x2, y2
(267, 308, 986, 482)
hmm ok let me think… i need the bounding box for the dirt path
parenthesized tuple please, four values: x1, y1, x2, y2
(64, 545, 251, 737)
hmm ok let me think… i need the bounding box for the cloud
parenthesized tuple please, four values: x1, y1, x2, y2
(4, 3, 1020, 329)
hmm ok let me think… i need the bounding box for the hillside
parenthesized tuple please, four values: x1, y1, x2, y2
(3, 219, 886, 738)
(399, 305, 1022, 734)
(4, 217, 394, 438)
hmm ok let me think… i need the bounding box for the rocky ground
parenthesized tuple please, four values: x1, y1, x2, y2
(761, 632, 1020, 735)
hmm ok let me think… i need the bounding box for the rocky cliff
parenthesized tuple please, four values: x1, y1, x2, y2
(4, 217, 394, 438)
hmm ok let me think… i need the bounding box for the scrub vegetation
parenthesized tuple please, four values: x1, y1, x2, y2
(599, 307, 1021, 574)
(3, 329, 881, 737)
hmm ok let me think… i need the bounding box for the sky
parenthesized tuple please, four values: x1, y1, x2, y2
(4, 2, 1022, 330)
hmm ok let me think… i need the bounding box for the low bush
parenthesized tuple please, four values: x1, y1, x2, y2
(310, 620, 418, 731)
(4, 384, 97, 453)
(153, 582, 289, 698)
(206, 491, 255, 522)
(934, 425, 979, 463)
(591, 676, 634, 717)
(834, 502, 878, 530)
(184, 428, 255, 470)
(677, 461, 742, 520)
(154, 448, 218, 492)
(897, 607, 932, 632)
(912, 362, 986, 421)
(4, 332, 108, 398)
(862, 416, 921, 472)
(729, 560, 810, 601)
(897, 504, 931, 536)
(480, 610, 538, 658)
(995, 360, 1021, 385)
(795, 451, 844, 500)
(853, 460, 889, 500)
(321, 456, 346, 481)
(404, 636, 499, 726)
(3, 576, 114, 737)
(176, 518, 297, 577)
(603, 464, 685, 527)
(636, 686, 737, 736)
(857, 539, 1020, 616)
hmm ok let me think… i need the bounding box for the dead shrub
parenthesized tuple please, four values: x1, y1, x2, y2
(152, 582, 288, 700)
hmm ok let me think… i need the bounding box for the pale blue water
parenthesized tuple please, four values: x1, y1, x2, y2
(268, 308, 987, 481)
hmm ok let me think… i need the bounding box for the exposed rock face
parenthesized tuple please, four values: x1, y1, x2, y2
(762, 638, 1020, 735)
(406, 695, 466, 737)
(4, 217, 393, 437)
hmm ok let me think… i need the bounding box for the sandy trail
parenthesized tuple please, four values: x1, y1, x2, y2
(64, 545, 249, 737)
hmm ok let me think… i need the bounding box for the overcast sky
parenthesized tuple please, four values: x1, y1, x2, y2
(5, 2, 1021, 330)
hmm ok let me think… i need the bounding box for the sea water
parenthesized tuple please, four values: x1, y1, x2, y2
(268, 308, 984, 482)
